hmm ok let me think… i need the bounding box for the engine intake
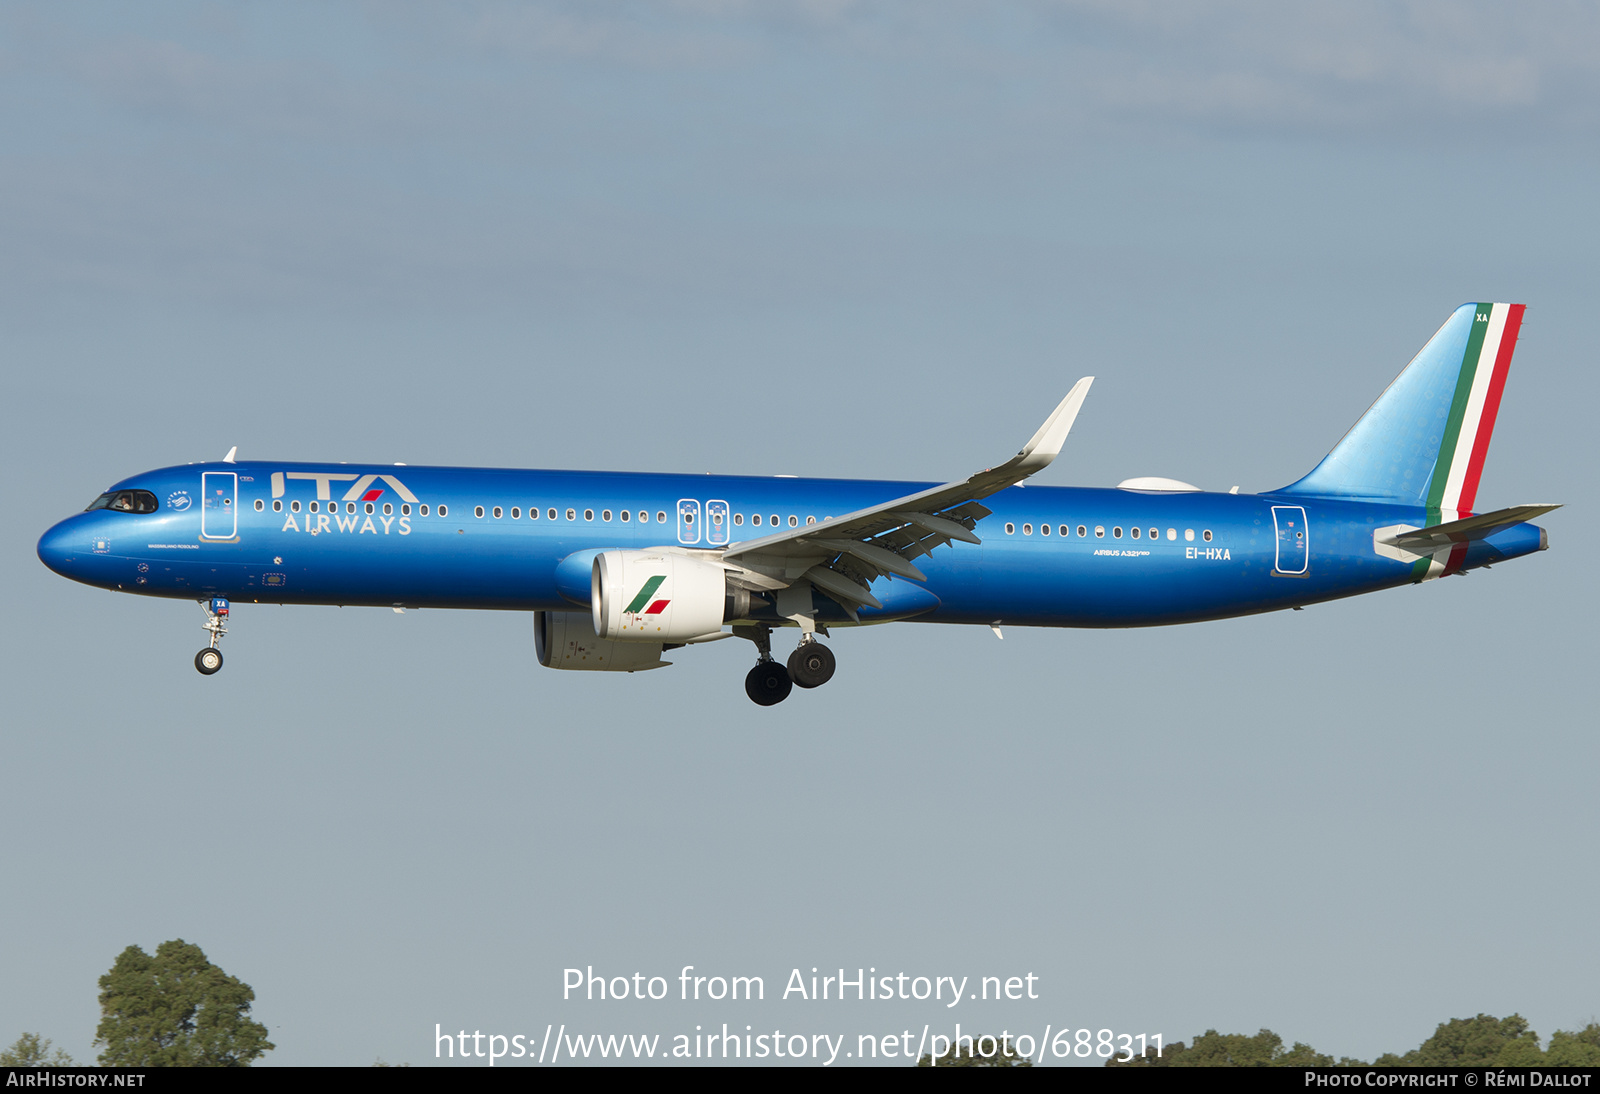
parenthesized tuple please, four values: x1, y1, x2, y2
(592, 550, 742, 642)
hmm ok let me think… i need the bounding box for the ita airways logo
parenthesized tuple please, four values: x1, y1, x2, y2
(167, 490, 192, 511)
(624, 576, 671, 616)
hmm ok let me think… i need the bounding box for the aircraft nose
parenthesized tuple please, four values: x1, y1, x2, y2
(37, 518, 82, 578)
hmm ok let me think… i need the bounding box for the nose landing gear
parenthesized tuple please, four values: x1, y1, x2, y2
(195, 597, 229, 675)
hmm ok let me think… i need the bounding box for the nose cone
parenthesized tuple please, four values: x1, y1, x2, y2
(37, 516, 85, 579)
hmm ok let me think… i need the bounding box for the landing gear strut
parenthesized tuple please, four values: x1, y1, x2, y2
(195, 597, 228, 675)
(787, 637, 836, 689)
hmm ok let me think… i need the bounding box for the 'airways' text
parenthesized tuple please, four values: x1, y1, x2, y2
(281, 514, 411, 536)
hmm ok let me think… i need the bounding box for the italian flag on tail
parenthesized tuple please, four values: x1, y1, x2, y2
(1414, 301, 1525, 580)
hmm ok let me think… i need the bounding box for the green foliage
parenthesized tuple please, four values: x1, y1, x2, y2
(1, 1032, 74, 1066)
(1107, 1029, 1331, 1067)
(1376, 1014, 1544, 1067)
(1110, 1014, 1600, 1068)
(94, 939, 274, 1067)
(916, 1035, 1033, 1067)
(1546, 1023, 1600, 1066)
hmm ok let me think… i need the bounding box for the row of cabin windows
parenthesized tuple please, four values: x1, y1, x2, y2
(460, 507, 818, 527)
(261, 499, 435, 517)
(1003, 521, 1213, 543)
(250, 497, 1210, 544)
(253, 498, 822, 527)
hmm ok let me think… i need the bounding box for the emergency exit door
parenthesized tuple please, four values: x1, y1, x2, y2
(201, 472, 237, 540)
(1272, 505, 1308, 575)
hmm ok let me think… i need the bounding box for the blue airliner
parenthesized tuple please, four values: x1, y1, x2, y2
(38, 303, 1557, 705)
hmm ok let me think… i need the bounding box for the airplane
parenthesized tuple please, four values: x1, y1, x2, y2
(37, 302, 1558, 706)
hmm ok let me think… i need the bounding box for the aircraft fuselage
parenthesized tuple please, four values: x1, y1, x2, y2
(36, 460, 1547, 628)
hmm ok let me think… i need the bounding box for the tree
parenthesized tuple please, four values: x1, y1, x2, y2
(1373, 1014, 1544, 1067)
(1546, 1023, 1600, 1067)
(917, 1034, 1033, 1066)
(1107, 1028, 1333, 1067)
(95, 939, 274, 1067)
(1, 1033, 74, 1066)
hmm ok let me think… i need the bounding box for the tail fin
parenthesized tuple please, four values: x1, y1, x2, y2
(1279, 302, 1525, 509)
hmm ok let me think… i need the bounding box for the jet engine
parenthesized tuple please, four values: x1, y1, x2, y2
(591, 550, 750, 642)
(535, 610, 669, 672)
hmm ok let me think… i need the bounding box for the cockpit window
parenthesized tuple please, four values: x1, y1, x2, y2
(85, 490, 159, 514)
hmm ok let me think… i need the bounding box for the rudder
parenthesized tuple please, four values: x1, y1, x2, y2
(1279, 302, 1525, 509)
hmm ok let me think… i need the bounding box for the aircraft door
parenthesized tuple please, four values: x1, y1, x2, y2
(677, 499, 702, 545)
(201, 472, 237, 540)
(1272, 506, 1308, 574)
(705, 500, 729, 546)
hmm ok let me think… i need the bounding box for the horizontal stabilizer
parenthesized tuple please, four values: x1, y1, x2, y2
(1379, 504, 1560, 551)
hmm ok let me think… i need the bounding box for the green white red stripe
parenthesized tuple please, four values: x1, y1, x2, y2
(1415, 302, 1524, 579)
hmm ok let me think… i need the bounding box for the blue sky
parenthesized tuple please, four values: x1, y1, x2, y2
(3, 1, 1596, 1066)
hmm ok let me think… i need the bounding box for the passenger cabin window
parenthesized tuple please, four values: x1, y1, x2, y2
(657, 511, 667, 523)
(1023, 523, 1033, 535)
(438, 504, 448, 517)
(1166, 528, 1174, 540)
(1203, 529, 1213, 541)
(1060, 525, 1070, 537)
(418, 504, 428, 516)
(510, 507, 519, 519)
(254, 499, 264, 511)
(788, 515, 798, 527)
(753, 514, 762, 526)
(273, 500, 283, 512)
(603, 510, 612, 522)
(1131, 527, 1140, 538)
(1094, 526, 1104, 537)
(309, 501, 320, 513)
(1184, 529, 1193, 541)
(475, 506, 485, 518)
(548, 509, 557, 520)
(584, 509, 594, 521)
(566, 508, 576, 521)
(1149, 528, 1158, 540)
(1077, 525, 1086, 537)
(347, 502, 356, 514)
(1040, 524, 1050, 536)
(493, 506, 503, 519)
(402, 504, 411, 516)
(1005, 522, 1015, 534)
(384, 503, 393, 516)
(366, 502, 375, 514)
(1112, 526, 1123, 538)
(620, 510, 629, 522)
(733, 513, 743, 526)
(292, 500, 302, 513)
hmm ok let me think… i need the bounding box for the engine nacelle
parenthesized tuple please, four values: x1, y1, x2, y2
(592, 550, 742, 642)
(535, 610, 669, 672)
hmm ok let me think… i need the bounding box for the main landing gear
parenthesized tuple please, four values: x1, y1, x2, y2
(736, 626, 836, 706)
(194, 597, 229, 675)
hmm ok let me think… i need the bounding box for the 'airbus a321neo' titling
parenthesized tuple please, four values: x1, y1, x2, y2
(39, 303, 1558, 705)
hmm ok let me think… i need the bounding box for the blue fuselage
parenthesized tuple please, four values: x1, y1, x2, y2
(36, 461, 1547, 627)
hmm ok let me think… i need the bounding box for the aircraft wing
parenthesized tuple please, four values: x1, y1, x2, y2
(1379, 504, 1562, 551)
(719, 378, 1093, 616)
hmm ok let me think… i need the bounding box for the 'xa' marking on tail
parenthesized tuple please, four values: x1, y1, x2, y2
(1281, 302, 1525, 508)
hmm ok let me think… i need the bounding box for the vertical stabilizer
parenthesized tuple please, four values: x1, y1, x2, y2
(1279, 302, 1525, 509)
